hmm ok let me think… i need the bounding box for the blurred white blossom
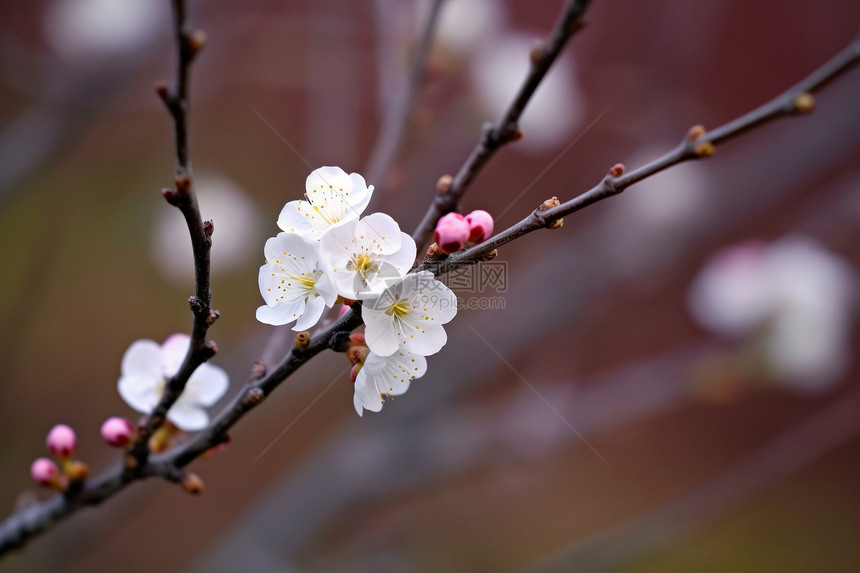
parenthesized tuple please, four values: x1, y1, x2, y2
(118, 334, 229, 431)
(44, 0, 165, 69)
(688, 237, 856, 391)
(152, 174, 262, 285)
(422, 0, 506, 58)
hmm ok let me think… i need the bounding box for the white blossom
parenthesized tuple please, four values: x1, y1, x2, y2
(277, 166, 374, 240)
(363, 271, 457, 357)
(117, 334, 229, 431)
(318, 213, 416, 300)
(353, 350, 427, 416)
(256, 232, 338, 330)
(688, 237, 856, 390)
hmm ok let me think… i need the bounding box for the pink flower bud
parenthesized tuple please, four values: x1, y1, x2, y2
(101, 417, 135, 448)
(465, 210, 494, 243)
(46, 424, 77, 459)
(350, 362, 362, 384)
(30, 458, 60, 488)
(338, 304, 351, 318)
(434, 212, 470, 254)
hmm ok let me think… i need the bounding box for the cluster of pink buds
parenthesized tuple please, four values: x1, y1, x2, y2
(30, 424, 89, 491)
(433, 209, 494, 254)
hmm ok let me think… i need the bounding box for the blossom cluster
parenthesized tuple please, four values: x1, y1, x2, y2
(256, 167, 475, 415)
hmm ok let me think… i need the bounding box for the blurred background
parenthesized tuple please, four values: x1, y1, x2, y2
(1, 0, 859, 571)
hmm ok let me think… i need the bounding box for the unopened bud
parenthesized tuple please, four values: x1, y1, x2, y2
(64, 460, 89, 482)
(434, 213, 470, 254)
(350, 362, 363, 384)
(346, 345, 370, 366)
(155, 81, 170, 102)
(465, 210, 494, 243)
(436, 174, 453, 194)
(203, 220, 214, 237)
(101, 417, 135, 448)
(480, 249, 498, 262)
(609, 163, 625, 177)
(295, 331, 310, 351)
(794, 93, 815, 113)
(207, 309, 220, 325)
(694, 141, 715, 157)
(426, 242, 446, 259)
(189, 30, 207, 53)
(529, 45, 546, 65)
(510, 129, 524, 142)
(46, 424, 77, 459)
(548, 218, 564, 230)
(687, 125, 706, 140)
(182, 473, 204, 495)
(161, 187, 179, 204)
(348, 332, 366, 346)
(245, 387, 265, 405)
(540, 197, 560, 211)
(31, 458, 64, 490)
(175, 174, 191, 194)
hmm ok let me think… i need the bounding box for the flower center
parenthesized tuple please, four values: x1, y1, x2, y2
(347, 253, 379, 280)
(289, 270, 322, 296)
(384, 298, 410, 318)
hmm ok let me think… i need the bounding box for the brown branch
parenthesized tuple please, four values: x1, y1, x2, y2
(2, 13, 857, 560)
(423, 31, 860, 277)
(410, 0, 593, 249)
(132, 0, 216, 465)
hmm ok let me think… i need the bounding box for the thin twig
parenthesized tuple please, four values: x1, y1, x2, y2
(410, 0, 593, 249)
(131, 0, 217, 465)
(424, 32, 860, 277)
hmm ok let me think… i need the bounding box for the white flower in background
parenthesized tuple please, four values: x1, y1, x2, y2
(118, 334, 229, 431)
(256, 232, 338, 330)
(687, 241, 771, 337)
(688, 237, 856, 391)
(471, 33, 584, 153)
(363, 271, 458, 357)
(353, 350, 427, 416)
(152, 174, 262, 286)
(318, 213, 416, 300)
(420, 0, 506, 58)
(277, 166, 374, 240)
(44, 0, 165, 69)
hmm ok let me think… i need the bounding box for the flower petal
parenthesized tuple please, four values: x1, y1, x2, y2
(403, 323, 447, 356)
(120, 339, 162, 378)
(167, 404, 209, 431)
(256, 301, 306, 326)
(187, 363, 229, 406)
(364, 311, 402, 356)
(293, 295, 326, 331)
(277, 200, 320, 236)
(118, 374, 160, 414)
(160, 334, 191, 376)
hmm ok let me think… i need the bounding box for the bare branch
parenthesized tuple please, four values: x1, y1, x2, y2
(411, 0, 593, 249)
(132, 0, 215, 465)
(425, 32, 860, 276)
